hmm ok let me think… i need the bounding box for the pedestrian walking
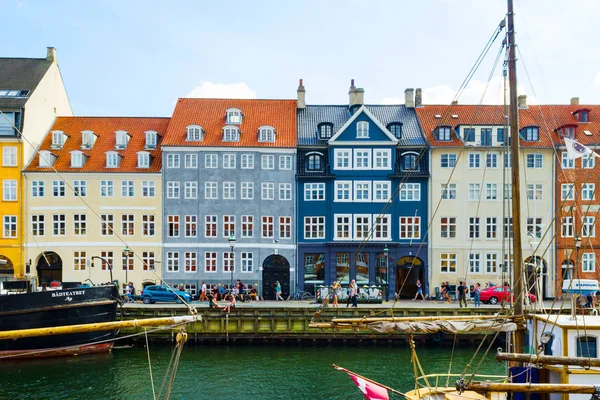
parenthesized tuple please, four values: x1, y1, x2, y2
(331, 281, 341, 308)
(441, 281, 451, 303)
(347, 279, 358, 308)
(200, 281, 208, 301)
(412, 279, 425, 302)
(473, 282, 481, 307)
(275, 281, 284, 301)
(457, 281, 468, 308)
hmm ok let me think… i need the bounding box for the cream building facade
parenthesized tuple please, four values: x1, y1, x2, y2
(417, 103, 556, 299)
(23, 117, 169, 292)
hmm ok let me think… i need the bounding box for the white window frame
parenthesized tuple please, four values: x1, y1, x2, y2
(3, 180, 17, 201)
(166, 154, 180, 168)
(440, 153, 457, 168)
(279, 216, 292, 239)
(562, 216, 574, 238)
(205, 181, 218, 199)
(440, 253, 457, 273)
(279, 155, 292, 170)
(167, 252, 179, 272)
(373, 181, 391, 202)
(261, 155, 275, 170)
(137, 152, 150, 168)
(184, 181, 198, 199)
(304, 216, 325, 239)
(373, 149, 391, 170)
(223, 154, 236, 169)
(2, 146, 17, 166)
(121, 180, 135, 197)
(399, 216, 420, 239)
(205, 154, 217, 168)
(106, 152, 119, 168)
(582, 183, 595, 201)
(184, 153, 198, 168)
(261, 182, 274, 200)
(334, 214, 352, 240)
(582, 253, 596, 272)
(241, 252, 253, 272)
(241, 215, 254, 238)
(241, 182, 254, 200)
(334, 149, 351, 170)
(223, 182, 236, 199)
(186, 125, 203, 141)
(527, 183, 543, 201)
(468, 183, 481, 201)
(562, 184, 575, 201)
(31, 180, 45, 197)
(142, 180, 155, 197)
(335, 181, 352, 202)
(304, 183, 325, 201)
(241, 154, 254, 169)
(468, 152, 481, 169)
(583, 216, 596, 238)
(353, 214, 371, 240)
(356, 121, 369, 138)
(561, 151, 574, 169)
(101, 180, 114, 197)
(2, 215, 17, 238)
(469, 252, 482, 273)
(279, 183, 292, 200)
(399, 183, 421, 201)
(354, 181, 371, 202)
(441, 183, 457, 200)
(354, 149, 371, 170)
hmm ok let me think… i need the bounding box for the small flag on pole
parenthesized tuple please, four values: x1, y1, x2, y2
(564, 138, 600, 160)
(334, 365, 390, 400)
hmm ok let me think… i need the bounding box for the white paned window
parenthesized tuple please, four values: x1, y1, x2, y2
(485, 183, 497, 200)
(73, 214, 87, 235)
(205, 182, 218, 199)
(486, 217, 497, 239)
(486, 153, 497, 168)
(582, 183, 595, 201)
(279, 183, 292, 200)
(241, 252, 253, 272)
(2, 146, 17, 166)
(31, 214, 44, 236)
(3, 215, 17, 238)
(241, 154, 254, 169)
(258, 127, 275, 142)
(469, 217, 480, 239)
(562, 217, 574, 238)
(399, 216, 420, 239)
(469, 253, 481, 273)
(186, 125, 203, 141)
(261, 182, 274, 200)
(223, 126, 239, 142)
(304, 183, 325, 201)
(373, 181, 391, 202)
(279, 216, 291, 239)
(73, 251, 87, 271)
(101, 214, 114, 236)
(526, 153, 543, 168)
(226, 109, 242, 124)
(527, 184, 543, 200)
(468, 153, 481, 168)
(335, 181, 351, 202)
(241, 215, 254, 238)
(223, 154, 236, 169)
(399, 183, 420, 201)
(354, 181, 371, 202)
(223, 182, 236, 199)
(583, 155, 595, 169)
(52, 180, 65, 197)
(205, 154, 217, 168)
(205, 215, 217, 237)
(485, 253, 498, 273)
(354, 149, 371, 169)
(137, 152, 150, 168)
(185, 252, 197, 272)
(52, 214, 66, 236)
(3, 180, 17, 201)
(223, 215, 235, 237)
(261, 155, 275, 170)
(142, 214, 155, 236)
(582, 253, 596, 272)
(223, 252, 233, 273)
(142, 180, 155, 197)
(241, 182, 254, 199)
(441, 217, 457, 238)
(356, 121, 369, 138)
(106, 152, 119, 168)
(354, 214, 371, 239)
(440, 253, 456, 273)
(468, 183, 481, 201)
(184, 182, 198, 199)
(167, 252, 179, 272)
(526, 217, 543, 239)
(304, 216, 325, 239)
(373, 149, 391, 169)
(440, 153, 457, 168)
(166, 181, 180, 198)
(100, 180, 114, 197)
(441, 183, 457, 200)
(562, 184, 575, 200)
(334, 149, 351, 169)
(561, 152, 574, 169)
(122, 214, 135, 235)
(73, 180, 87, 197)
(71, 151, 84, 168)
(261, 216, 274, 238)
(373, 215, 390, 240)
(167, 215, 180, 237)
(121, 180, 135, 197)
(583, 216, 596, 237)
(31, 181, 45, 197)
(335, 215, 351, 239)
(184, 154, 198, 168)
(279, 155, 292, 170)
(166, 154, 180, 168)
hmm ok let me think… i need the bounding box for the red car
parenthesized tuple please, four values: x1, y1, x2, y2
(479, 286, 536, 305)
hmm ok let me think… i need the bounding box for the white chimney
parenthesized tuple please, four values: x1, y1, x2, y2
(518, 95, 527, 109)
(297, 79, 306, 109)
(405, 88, 415, 108)
(46, 47, 56, 63)
(349, 79, 364, 107)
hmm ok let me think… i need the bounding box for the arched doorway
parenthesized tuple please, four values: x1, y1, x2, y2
(524, 255, 547, 298)
(36, 252, 63, 285)
(396, 256, 424, 298)
(0, 255, 14, 277)
(262, 254, 290, 300)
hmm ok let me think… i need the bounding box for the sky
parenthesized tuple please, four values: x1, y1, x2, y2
(4, 0, 600, 117)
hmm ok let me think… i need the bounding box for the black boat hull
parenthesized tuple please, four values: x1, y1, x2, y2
(0, 285, 119, 358)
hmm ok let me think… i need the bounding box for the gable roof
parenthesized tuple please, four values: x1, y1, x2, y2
(162, 98, 297, 148)
(25, 117, 170, 173)
(297, 104, 425, 147)
(416, 104, 563, 148)
(0, 57, 53, 109)
(329, 105, 398, 143)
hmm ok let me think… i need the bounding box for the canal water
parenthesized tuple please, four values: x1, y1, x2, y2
(1, 344, 506, 399)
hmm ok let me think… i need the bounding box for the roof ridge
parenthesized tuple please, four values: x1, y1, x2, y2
(178, 98, 295, 102)
(0, 57, 49, 61)
(56, 116, 171, 119)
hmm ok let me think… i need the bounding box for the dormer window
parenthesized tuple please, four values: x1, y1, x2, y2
(387, 123, 403, 138)
(185, 125, 203, 142)
(258, 126, 275, 142)
(106, 151, 121, 168)
(574, 109, 590, 123)
(223, 126, 240, 142)
(522, 126, 539, 141)
(402, 152, 419, 171)
(137, 151, 150, 168)
(38, 150, 56, 168)
(226, 108, 242, 124)
(357, 121, 369, 138)
(318, 123, 333, 139)
(70, 151, 85, 168)
(306, 152, 323, 171)
(435, 126, 451, 141)
(463, 128, 475, 142)
(51, 130, 66, 149)
(145, 131, 158, 149)
(558, 125, 576, 139)
(81, 130, 96, 149)
(115, 130, 130, 149)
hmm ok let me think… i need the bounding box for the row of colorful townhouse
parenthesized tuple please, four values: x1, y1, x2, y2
(2, 49, 599, 299)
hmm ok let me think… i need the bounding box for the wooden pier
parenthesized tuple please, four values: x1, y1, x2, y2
(116, 301, 553, 346)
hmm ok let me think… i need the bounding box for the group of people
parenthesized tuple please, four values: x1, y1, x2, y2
(328, 279, 358, 308)
(438, 281, 490, 307)
(124, 281, 135, 303)
(204, 280, 260, 313)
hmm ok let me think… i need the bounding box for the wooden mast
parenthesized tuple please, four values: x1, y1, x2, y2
(507, 0, 525, 355)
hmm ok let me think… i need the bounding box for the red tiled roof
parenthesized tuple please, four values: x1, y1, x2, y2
(415, 104, 593, 148)
(162, 98, 297, 148)
(25, 117, 170, 173)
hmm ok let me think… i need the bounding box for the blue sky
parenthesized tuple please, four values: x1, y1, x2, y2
(4, 0, 600, 116)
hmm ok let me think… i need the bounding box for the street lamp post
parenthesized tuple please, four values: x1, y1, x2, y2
(383, 246, 389, 302)
(91, 255, 114, 285)
(124, 246, 133, 288)
(228, 234, 236, 291)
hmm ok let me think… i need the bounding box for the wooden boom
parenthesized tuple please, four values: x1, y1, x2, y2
(0, 315, 199, 340)
(310, 314, 515, 329)
(496, 351, 600, 367)
(462, 382, 598, 394)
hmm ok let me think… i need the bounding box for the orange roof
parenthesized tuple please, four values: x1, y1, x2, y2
(162, 98, 297, 148)
(25, 117, 170, 173)
(415, 104, 588, 148)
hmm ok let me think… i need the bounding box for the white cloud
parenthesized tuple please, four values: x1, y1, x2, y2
(185, 82, 256, 99)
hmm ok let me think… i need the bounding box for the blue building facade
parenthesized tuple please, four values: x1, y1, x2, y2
(296, 84, 429, 299)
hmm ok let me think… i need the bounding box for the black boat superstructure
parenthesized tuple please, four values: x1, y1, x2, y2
(0, 285, 119, 358)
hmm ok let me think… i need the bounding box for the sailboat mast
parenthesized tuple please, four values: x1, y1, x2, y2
(507, 0, 525, 354)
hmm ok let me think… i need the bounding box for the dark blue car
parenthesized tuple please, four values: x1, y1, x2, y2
(140, 285, 192, 304)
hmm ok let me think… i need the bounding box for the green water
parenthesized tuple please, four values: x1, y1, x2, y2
(1, 344, 506, 400)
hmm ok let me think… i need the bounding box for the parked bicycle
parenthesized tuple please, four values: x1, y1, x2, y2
(289, 290, 313, 301)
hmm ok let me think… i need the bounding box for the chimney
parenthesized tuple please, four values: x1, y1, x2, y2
(451, 100, 458, 105)
(570, 97, 579, 105)
(518, 95, 527, 109)
(297, 79, 306, 109)
(349, 79, 364, 107)
(415, 88, 423, 108)
(46, 47, 56, 63)
(405, 88, 415, 108)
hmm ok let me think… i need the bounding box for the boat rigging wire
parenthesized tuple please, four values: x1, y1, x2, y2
(145, 328, 158, 400)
